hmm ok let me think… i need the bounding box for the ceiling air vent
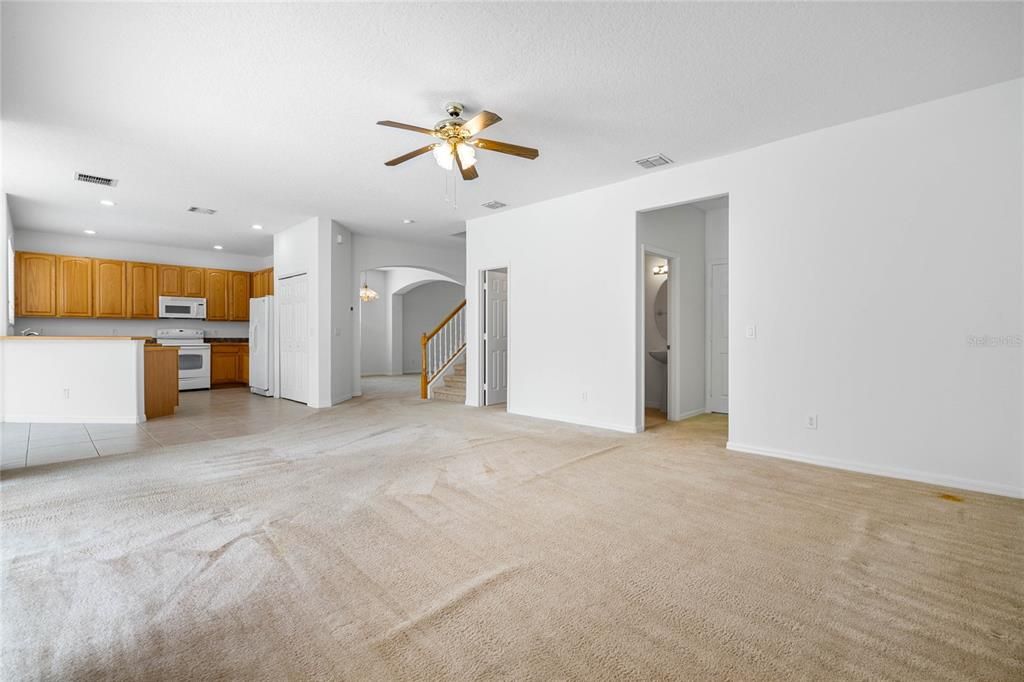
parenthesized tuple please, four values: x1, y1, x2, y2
(481, 200, 507, 210)
(75, 172, 118, 187)
(187, 206, 218, 215)
(634, 153, 673, 170)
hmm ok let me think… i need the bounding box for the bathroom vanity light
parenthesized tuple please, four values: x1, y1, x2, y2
(653, 264, 668, 276)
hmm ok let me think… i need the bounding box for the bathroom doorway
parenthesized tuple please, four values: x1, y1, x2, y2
(643, 250, 672, 428)
(636, 195, 729, 432)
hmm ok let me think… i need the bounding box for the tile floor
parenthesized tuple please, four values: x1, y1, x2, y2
(0, 388, 315, 471)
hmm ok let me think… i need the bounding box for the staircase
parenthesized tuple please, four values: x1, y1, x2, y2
(421, 299, 467, 401)
(430, 362, 466, 403)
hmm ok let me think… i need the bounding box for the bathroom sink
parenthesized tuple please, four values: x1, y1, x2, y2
(648, 350, 668, 364)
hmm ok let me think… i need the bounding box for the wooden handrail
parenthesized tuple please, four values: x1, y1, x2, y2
(424, 299, 466, 341)
(421, 299, 467, 399)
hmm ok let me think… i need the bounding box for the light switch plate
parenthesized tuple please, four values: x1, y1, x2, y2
(745, 324, 757, 339)
(805, 414, 818, 430)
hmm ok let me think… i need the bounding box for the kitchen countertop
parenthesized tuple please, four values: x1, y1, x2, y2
(207, 338, 249, 343)
(0, 336, 152, 340)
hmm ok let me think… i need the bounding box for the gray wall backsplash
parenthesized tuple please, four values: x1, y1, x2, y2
(14, 317, 249, 339)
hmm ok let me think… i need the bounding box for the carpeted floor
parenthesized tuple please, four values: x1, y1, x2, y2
(2, 377, 1022, 680)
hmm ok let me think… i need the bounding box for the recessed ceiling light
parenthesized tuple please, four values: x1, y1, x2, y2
(83, 229, 96, 235)
(99, 199, 116, 207)
(213, 245, 223, 250)
(403, 219, 415, 224)
(251, 224, 263, 230)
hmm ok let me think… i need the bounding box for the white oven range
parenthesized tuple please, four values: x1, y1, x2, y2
(156, 328, 211, 390)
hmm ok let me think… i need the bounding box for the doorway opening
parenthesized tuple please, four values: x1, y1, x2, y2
(480, 267, 508, 409)
(643, 250, 672, 428)
(356, 266, 463, 398)
(637, 195, 729, 431)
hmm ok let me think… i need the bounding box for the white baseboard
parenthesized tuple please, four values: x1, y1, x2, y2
(3, 415, 143, 424)
(726, 441, 1023, 499)
(674, 407, 707, 421)
(507, 407, 639, 434)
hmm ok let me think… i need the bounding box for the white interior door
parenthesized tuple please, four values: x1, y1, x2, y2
(709, 262, 729, 413)
(278, 275, 309, 404)
(484, 270, 508, 405)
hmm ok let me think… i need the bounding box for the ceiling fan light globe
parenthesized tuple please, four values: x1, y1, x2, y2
(433, 144, 454, 170)
(456, 142, 477, 169)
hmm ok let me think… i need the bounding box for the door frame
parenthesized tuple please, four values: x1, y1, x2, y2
(705, 258, 729, 413)
(637, 244, 680, 431)
(275, 272, 309, 405)
(476, 265, 510, 409)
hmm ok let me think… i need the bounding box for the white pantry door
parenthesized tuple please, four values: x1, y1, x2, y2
(484, 270, 508, 405)
(708, 263, 729, 413)
(278, 274, 309, 404)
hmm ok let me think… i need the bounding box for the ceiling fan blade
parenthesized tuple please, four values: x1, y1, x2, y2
(377, 120, 436, 136)
(385, 144, 437, 166)
(462, 110, 502, 137)
(455, 150, 479, 181)
(471, 138, 539, 160)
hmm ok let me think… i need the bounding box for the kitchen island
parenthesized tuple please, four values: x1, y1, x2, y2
(0, 336, 150, 423)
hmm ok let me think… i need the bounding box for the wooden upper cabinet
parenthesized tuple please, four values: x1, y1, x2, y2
(126, 262, 158, 319)
(251, 268, 274, 298)
(158, 265, 183, 297)
(14, 252, 57, 317)
(228, 271, 250, 320)
(205, 269, 229, 320)
(183, 267, 205, 298)
(57, 255, 93, 317)
(93, 259, 127, 318)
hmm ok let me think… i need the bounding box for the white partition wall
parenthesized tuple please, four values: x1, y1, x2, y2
(466, 79, 1023, 497)
(1, 339, 146, 423)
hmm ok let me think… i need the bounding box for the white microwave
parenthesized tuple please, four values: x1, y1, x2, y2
(158, 296, 207, 319)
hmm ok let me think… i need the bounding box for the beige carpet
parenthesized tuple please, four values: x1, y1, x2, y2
(2, 377, 1021, 680)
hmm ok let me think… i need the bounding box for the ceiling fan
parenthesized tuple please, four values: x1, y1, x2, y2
(377, 102, 539, 181)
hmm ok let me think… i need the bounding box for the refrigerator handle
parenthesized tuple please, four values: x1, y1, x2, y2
(252, 322, 258, 353)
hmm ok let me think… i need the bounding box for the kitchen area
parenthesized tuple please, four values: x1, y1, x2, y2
(1, 248, 291, 469)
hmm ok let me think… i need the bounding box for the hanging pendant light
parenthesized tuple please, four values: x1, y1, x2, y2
(359, 275, 379, 303)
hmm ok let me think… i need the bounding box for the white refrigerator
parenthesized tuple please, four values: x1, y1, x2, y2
(249, 296, 274, 396)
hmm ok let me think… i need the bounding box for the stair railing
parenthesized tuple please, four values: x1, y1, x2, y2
(421, 300, 467, 399)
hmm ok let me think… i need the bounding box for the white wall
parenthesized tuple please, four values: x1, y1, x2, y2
(1, 195, 12, 335)
(359, 270, 390, 375)
(11, 230, 263, 338)
(639, 204, 707, 420)
(466, 79, 1023, 497)
(1, 339, 145, 423)
(401, 280, 465, 373)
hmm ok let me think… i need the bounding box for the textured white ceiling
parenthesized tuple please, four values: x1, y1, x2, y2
(3, 2, 1021, 255)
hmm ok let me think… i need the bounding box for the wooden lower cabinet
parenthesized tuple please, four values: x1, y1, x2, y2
(211, 343, 249, 385)
(15, 252, 56, 317)
(144, 345, 180, 419)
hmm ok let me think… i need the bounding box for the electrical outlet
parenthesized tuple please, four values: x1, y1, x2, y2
(63, 388, 70, 400)
(805, 414, 818, 430)
(111, 327, 118, 335)
(581, 391, 588, 402)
